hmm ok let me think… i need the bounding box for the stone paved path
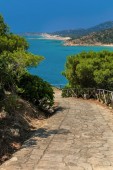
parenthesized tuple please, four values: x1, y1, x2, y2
(1, 90, 113, 170)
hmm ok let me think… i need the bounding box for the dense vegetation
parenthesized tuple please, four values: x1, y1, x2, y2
(69, 28, 113, 45)
(62, 51, 113, 91)
(0, 14, 54, 163)
(0, 14, 54, 111)
(18, 73, 54, 110)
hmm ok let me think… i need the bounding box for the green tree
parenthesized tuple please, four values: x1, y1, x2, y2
(18, 73, 54, 110)
(63, 51, 113, 90)
(0, 14, 43, 94)
(0, 34, 29, 53)
(0, 14, 28, 54)
(0, 14, 54, 110)
(0, 15, 8, 35)
(0, 50, 44, 92)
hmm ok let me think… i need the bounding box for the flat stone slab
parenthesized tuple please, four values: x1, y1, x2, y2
(1, 90, 113, 170)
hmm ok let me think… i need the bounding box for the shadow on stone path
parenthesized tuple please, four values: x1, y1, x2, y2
(1, 89, 113, 170)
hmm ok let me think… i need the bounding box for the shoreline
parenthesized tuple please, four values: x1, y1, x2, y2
(41, 33, 71, 41)
(64, 41, 113, 47)
(41, 34, 113, 47)
(27, 33, 113, 47)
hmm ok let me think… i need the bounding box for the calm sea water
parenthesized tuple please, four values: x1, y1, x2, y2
(27, 36, 113, 86)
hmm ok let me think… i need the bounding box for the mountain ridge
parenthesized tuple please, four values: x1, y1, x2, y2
(52, 21, 113, 39)
(64, 28, 113, 46)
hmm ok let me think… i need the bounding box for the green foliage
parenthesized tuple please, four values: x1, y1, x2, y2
(53, 21, 113, 40)
(0, 15, 29, 54)
(0, 15, 8, 36)
(0, 50, 44, 92)
(73, 28, 113, 45)
(0, 14, 54, 110)
(63, 51, 113, 90)
(0, 14, 54, 162)
(0, 14, 44, 93)
(18, 73, 54, 110)
(3, 94, 18, 114)
(0, 34, 29, 53)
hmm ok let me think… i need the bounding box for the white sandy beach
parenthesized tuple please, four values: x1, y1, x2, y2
(41, 33, 71, 41)
(27, 33, 113, 47)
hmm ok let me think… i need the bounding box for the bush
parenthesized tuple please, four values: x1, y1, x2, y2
(0, 14, 43, 96)
(63, 51, 113, 90)
(18, 73, 54, 111)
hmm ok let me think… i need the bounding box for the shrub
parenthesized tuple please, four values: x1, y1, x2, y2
(63, 51, 113, 90)
(18, 73, 54, 111)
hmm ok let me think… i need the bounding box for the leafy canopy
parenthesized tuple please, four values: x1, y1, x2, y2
(0, 14, 44, 91)
(0, 15, 8, 35)
(18, 73, 54, 110)
(0, 50, 43, 90)
(63, 51, 113, 90)
(0, 14, 54, 110)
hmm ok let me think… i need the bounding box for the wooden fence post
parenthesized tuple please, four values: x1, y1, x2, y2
(111, 93, 113, 108)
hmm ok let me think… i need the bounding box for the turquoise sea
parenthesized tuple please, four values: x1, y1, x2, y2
(27, 36, 113, 86)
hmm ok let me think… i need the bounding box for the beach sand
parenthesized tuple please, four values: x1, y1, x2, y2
(41, 33, 71, 41)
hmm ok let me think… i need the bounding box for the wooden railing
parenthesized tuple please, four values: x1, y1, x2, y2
(62, 88, 113, 109)
(97, 89, 113, 108)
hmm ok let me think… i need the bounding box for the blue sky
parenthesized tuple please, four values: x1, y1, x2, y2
(0, 0, 113, 33)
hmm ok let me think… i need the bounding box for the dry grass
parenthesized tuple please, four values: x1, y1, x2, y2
(0, 97, 47, 164)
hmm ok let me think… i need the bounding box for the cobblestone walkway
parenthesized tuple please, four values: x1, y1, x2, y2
(1, 90, 113, 170)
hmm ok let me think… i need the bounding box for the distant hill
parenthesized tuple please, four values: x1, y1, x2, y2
(64, 28, 113, 46)
(52, 21, 113, 39)
(87, 21, 113, 33)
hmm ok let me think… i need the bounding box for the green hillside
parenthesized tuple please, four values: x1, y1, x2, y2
(68, 28, 113, 45)
(52, 21, 113, 39)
